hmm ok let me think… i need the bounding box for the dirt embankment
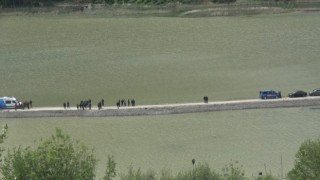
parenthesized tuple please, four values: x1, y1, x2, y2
(1, 97, 320, 118)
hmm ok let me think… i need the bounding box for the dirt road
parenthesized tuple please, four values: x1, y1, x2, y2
(1, 97, 320, 118)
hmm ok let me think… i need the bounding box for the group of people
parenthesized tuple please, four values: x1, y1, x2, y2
(77, 99, 92, 110)
(116, 99, 135, 109)
(63, 99, 107, 110)
(14, 100, 33, 110)
(60, 97, 139, 110)
(63, 102, 70, 109)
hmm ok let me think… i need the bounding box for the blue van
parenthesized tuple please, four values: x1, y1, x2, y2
(259, 90, 281, 99)
(0, 96, 20, 109)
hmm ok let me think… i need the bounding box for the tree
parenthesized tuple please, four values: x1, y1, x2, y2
(287, 138, 320, 180)
(0, 128, 97, 180)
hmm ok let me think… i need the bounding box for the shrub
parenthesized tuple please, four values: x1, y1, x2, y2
(255, 174, 279, 180)
(287, 138, 320, 180)
(120, 166, 157, 180)
(0, 124, 8, 162)
(222, 160, 247, 180)
(0, 128, 97, 180)
(174, 163, 223, 180)
(103, 155, 117, 180)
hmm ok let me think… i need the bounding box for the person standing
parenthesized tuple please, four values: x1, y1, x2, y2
(63, 102, 66, 109)
(116, 100, 120, 109)
(101, 99, 104, 106)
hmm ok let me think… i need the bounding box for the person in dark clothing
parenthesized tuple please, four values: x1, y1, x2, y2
(77, 104, 79, 110)
(98, 102, 101, 110)
(131, 99, 135, 107)
(116, 100, 120, 109)
(63, 102, 66, 109)
(203, 96, 208, 103)
(80, 101, 83, 109)
(67, 102, 70, 109)
(128, 99, 130, 106)
(89, 103, 92, 110)
(101, 99, 104, 106)
(29, 100, 32, 108)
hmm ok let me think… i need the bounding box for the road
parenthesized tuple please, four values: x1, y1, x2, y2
(1, 96, 320, 118)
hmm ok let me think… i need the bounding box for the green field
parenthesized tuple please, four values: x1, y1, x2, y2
(1, 12, 320, 106)
(1, 107, 320, 178)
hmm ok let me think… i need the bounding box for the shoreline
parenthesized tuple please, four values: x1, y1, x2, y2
(1, 96, 320, 118)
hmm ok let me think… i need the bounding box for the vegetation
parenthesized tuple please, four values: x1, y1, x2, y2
(0, 0, 242, 7)
(287, 138, 320, 180)
(0, 128, 97, 180)
(119, 163, 245, 180)
(103, 155, 117, 180)
(0, 124, 8, 162)
(2, 124, 320, 179)
(1, 108, 320, 178)
(255, 175, 279, 180)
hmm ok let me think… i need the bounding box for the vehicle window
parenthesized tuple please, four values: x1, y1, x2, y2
(5, 100, 11, 104)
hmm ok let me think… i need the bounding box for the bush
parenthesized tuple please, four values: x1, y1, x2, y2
(287, 138, 320, 180)
(0, 128, 97, 180)
(119, 161, 249, 180)
(120, 166, 157, 180)
(210, 0, 236, 4)
(175, 163, 223, 180)
(255, 174, 279, 180)
(0, 124, 8, 162)
(103, 155, 117, 180)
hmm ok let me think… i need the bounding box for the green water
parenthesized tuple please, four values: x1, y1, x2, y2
(1, 107, 320, 178)
(1, 12, 320, 106)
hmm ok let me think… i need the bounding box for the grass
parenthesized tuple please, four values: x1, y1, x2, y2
(1, 107, 320, 179)
(1, 12, 320, 106)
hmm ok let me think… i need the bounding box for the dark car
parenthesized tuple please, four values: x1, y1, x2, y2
(309, 88, 320, 96)
(288, 90, 307, 98)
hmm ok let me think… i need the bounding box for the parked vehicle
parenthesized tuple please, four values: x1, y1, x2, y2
(288, 90, 307, 98)
(309, 88, 320, 96)
(0, 96, 22, 109)
(259, 90, 282, 99)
